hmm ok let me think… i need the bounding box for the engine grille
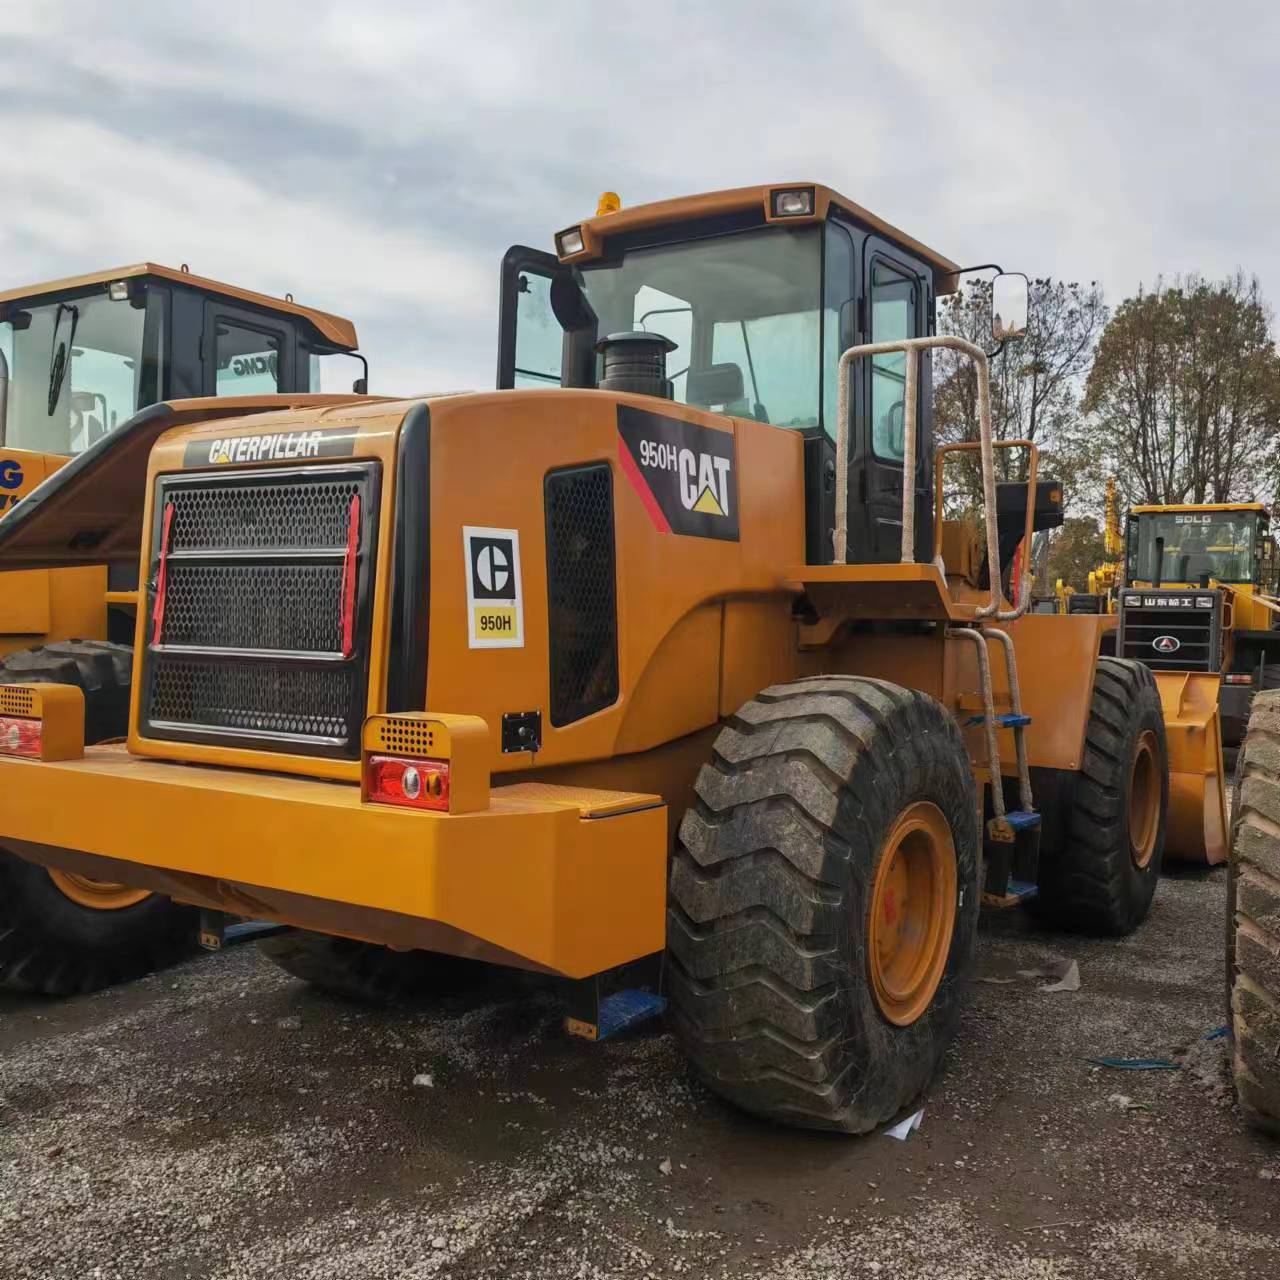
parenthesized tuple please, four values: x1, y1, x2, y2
(142, 463, 380, 758)
(1117, 589, 1222, 672)
(545, 463, 618, 726)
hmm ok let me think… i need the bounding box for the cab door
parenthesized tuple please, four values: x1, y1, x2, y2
(852, 239, 930, 563)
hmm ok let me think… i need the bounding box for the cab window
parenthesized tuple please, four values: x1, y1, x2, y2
(512, 271, 562, 388)
(870, 260, 918, 462)
(215, 322, 281, 395)
(0, 293, 151, 454)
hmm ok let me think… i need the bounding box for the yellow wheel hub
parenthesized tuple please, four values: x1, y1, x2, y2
(47, 869, 150, 911)
(1129, 729, 1160, 869)
(868, 800, 957, 1027)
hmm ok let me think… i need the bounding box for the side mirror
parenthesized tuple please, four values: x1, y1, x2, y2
(991, 272, 1029, 343)
(352, 377, 368, 395)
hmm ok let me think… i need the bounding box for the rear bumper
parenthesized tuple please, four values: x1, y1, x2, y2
(0, 746, 667, 978)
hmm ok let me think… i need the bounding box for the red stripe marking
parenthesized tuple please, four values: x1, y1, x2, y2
(339, 494, 361, 657)
(617, 435, 671, 534)
(150, 501, 176, 645)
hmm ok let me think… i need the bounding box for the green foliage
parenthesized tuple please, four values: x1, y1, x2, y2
(1043, 516, 1107, 592)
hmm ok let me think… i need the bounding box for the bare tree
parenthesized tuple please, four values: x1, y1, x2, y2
(1081, 272, 1280, 505)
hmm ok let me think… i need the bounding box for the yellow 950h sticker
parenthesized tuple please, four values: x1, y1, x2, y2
(463, 526, 524, 649)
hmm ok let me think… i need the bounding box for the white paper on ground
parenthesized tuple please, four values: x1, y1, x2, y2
(883, 1108, 924, 1140)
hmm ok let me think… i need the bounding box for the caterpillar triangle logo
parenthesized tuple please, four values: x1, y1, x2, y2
(692, 485, 725, 516)
(616, 404, 739, 542)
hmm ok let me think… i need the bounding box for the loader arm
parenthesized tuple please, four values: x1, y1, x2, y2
(0, 394, 374, 570)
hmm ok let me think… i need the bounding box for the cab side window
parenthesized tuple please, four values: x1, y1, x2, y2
(513, 272, 562, 388)
(869, 261, 918, 462)
(215, 322, 281, 395)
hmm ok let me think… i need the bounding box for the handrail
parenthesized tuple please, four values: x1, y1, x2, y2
(835, 335, 1003, 616)
(933, 439, 1039, 621)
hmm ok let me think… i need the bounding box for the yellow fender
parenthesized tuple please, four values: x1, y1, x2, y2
(1153, 671, 1228, 864)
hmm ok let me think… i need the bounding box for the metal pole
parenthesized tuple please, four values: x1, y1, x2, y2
(900, 351, 917, 563)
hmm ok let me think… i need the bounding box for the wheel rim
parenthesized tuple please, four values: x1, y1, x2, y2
(1129, 729, 1160, 869)
(868, 800, 957, 1027)
(47, 869, 150, 911)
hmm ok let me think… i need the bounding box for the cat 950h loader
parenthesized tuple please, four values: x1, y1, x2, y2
(0, 263, 364, 994)
(0, 184, 1229, 1131)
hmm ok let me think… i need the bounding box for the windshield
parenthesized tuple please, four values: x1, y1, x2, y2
(574, 226, 823, 429)
(1129, 510, 1260, 585)
(0, 289, 155, 455)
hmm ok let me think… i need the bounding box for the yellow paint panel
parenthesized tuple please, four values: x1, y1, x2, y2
(0, 746, 667, 978)
(1155, 670, 1227, 865)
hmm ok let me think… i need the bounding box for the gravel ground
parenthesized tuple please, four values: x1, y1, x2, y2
(1, 867, 1278, 1279)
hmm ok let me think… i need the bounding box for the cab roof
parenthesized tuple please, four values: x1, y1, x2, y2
(1130, 503, 1268, 515)
(0, 263, 357, 350)
(558, 183, 963, 292)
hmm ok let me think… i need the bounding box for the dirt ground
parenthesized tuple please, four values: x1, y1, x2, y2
(1, 867, 1277, 1280)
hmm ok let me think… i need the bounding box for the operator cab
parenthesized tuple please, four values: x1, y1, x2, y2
(498, 183, 1025, 567)
(0, 264, 366, 465)
(1126, 504, 1275, 590)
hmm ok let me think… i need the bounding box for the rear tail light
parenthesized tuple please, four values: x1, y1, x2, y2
(365, 755, 450, 811)
(0, 715, 43, 758)
(1225, 673, 1254, 685)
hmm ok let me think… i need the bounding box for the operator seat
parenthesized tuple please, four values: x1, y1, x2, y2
(686, 363, 760, 420)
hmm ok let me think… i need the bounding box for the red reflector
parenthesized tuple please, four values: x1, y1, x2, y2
(0, 715, 42, 758)
(1225, 673, 1254, 685)
(339, 494, 361, 658)
(151, 500, 176, 645)
(366, 755, 450, 811)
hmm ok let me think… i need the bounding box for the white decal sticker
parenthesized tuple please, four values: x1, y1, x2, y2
(463, 526, 524, 649)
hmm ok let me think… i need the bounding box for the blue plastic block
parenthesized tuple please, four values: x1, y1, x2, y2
(1007, 879, 1039, 901)
(595, 989, 667, 1041)
(1005, 810, 1042, 831)
(963, 713, 1032, 728)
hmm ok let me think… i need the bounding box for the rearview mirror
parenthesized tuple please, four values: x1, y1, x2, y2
(992, 272, 1029, 343)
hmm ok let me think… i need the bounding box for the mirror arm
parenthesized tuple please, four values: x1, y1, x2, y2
(351, 351, 369, 396)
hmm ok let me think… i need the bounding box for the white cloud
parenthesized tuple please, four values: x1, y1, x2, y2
(3, 0, 1279, 393)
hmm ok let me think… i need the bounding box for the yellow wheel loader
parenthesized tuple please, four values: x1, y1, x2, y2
(0, 264, 364, 994)
(0, 185, 1225, 1132)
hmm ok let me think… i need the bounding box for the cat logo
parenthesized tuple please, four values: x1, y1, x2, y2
(463, 526, 524, 649)
(616, 405, 739, 541)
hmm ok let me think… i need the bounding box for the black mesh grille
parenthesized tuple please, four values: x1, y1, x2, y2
(142, 463, 379, 759)
(162, 563, 343, 653)
(545, 463, 617, 726)
(1118, 591, 1221, 672)
(169, 477, 361, 551)
(149, 658, 358, 741)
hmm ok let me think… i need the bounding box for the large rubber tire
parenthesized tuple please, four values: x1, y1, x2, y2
(0, 640, 132, 742)
(1227, 689, 1280, 1135)
(667, 677, 980, 1134)
(258, 930, 483, 1004)
(1034, 657, 1168, 936)
(0, 640, 194, 996)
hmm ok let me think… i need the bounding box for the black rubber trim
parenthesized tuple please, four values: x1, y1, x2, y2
(386, 402, 430, 713)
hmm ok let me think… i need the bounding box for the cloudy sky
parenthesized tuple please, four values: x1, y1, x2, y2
(3, 2, 1277, 393)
